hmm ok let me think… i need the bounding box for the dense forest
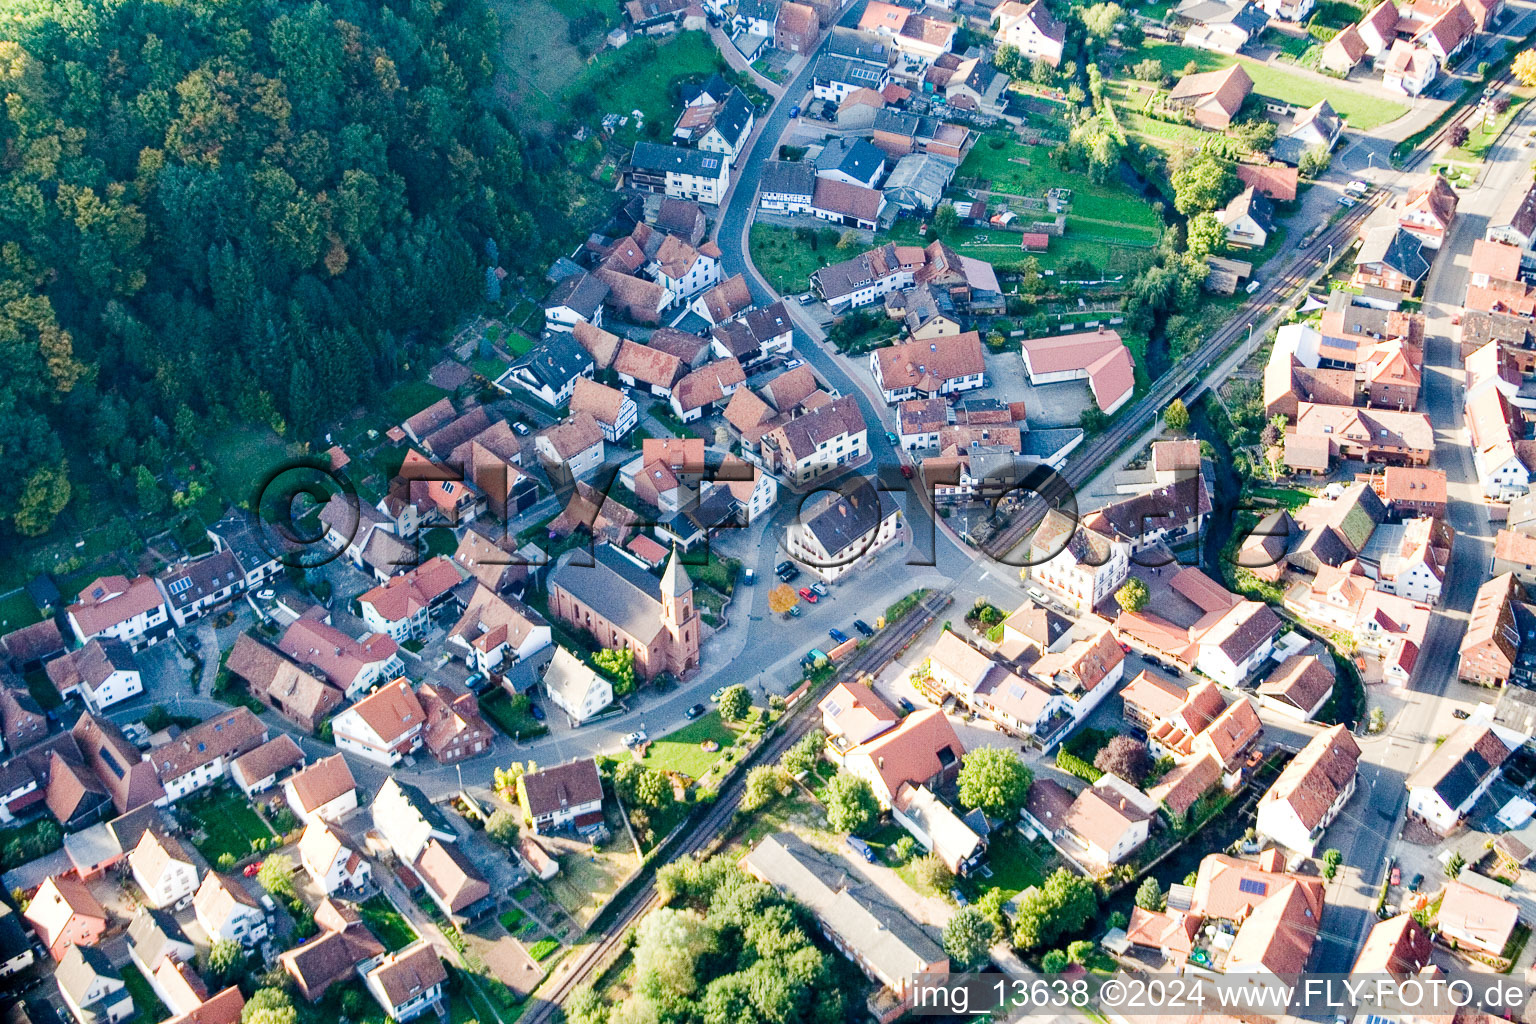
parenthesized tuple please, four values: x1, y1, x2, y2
(0, 0, 568, 537)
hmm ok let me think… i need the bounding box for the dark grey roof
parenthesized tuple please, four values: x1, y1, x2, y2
(0, 900, 28, 963)
(681, 72, 730, 107)
(631, 142, 727, 179)
(760, 159, 817, 199)
(391, 779, 456, 836)
(1435, 749, 1496, 810)
(738, 0, 781, 21)
(825, 28, 890, 66)
(1356, 225, 1430, 281)
(512, 333, 595, 392)
(814, 55, 885, 88)
(206, 508, 275, 575)
(1224, 186, 1275, 234)
(549, 545, 665, 642)
(545, 273, 609, 319)
(873, 108, 920, 137)
(1021, 428, 1084, 461)
(712, 89, 756, 149)
(802, 481, 898, 559)
(815, 137, 886, 183)
(159, 549, 243, 612)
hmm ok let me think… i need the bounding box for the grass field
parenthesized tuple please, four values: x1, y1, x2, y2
(567, 31, 725, 136)
(488, 0, 594, 124)
(1445, 93, 1533, 163)
(750, 224, 841, 294)
(957, 136, 1165, 230)
(641, 711, 740, 780)
(180, 787, 274, 864)
(0, 589, 41, 631)
(359, 894, 419, 951)
(1118, 42, 1409, 130)
(879, 219, 1157, 277)
(959, 828, 1055, 901)
(207, 427, 305, 509)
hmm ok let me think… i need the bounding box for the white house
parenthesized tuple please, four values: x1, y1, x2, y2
(868, 333, 986, 404)
(330, 679, 426, 767)
(361, 944, 447, 1023)
(1026, 511, 1130, 613)
(298, 820, 372, 896)
(66, 575, 170, 650)
(446, 586, 552, 675)
(1255, 724, 1359, 855)
(649, 235, 722, 300)
(1192, 601, 1281, 688)
(1406, 709, 1518, 833)
(45, 639, 142, 713)
(157, 549, 246, 628)
(193, 873, 268, 948)
(355, 556, 464, 643)
(1058, 775, 1156, 871)
(630, 142, 731, 206)
(1260, 0, 1314, 20)
(891, 783, 986, 876)
(539, 647, 614, 724)
(56, 946, 133, 1024)
(283, 754, 358, 826)
(818, 682, 899, 748)
(543, 273, 609, 333)
(128, 829, 199, 911)
(152, 707, 269, 804)
(994, 0, 1066, 65)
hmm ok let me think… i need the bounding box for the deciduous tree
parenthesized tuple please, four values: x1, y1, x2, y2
(824, 773, 878, 834)
(1096, 735, 1153, 784)
(718, 684, 750, 722)
(1116, 578, 1150, 613)
(942, 906, 997, 969)
(957, 747, 1033, 818)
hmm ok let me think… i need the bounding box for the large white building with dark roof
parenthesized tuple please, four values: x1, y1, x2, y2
(784, 480, 902, 581)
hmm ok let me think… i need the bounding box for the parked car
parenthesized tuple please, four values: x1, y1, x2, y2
(244, 862, 263, 878)
(529, 704, 546, 721)
(847, 836, 876, 863)
(775, 560, 793, 576)
(512, 421, 530, 435)
(950, 888, 968, 906)
(900, 463, 914, 479)
(853, 619, 874, 637)
(799, 587, 818, 603)
(1390, 865, 1401, 886)
(260, 894, 276, 913)
(885, 431, 899, 444)
(1346, 180, 1370, 194)
(810, 581, 828, 597)
(784, 358, 804, 369)
(780, 565, 801, 583)
(788, 605, 802, 617)
(788, 105, 801, 118)
(623, 730, 648, 748)
(711, 686, 727, 702)
(897, 697, 915, 713)
(685, 703, 707, 720)
(1338, 195, 1357, 207)
(742, 567, 755, 585)
(829, 628, 850, 644)
(1453, 708, 1471, 719)
(1409, 873, 1424, 893)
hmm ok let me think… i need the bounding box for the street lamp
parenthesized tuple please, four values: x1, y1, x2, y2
(1326, 243, 1334, 265)
(1247, 322, 1254, 343)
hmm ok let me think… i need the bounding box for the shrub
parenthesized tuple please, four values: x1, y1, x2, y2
(1055, 749, 1103, 783)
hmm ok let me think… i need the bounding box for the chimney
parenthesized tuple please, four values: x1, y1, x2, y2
(878, 757, 884, 770)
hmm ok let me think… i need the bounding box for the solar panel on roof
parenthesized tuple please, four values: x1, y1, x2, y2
(1238, 877, 1267, 896)
(168, 577, 193, 596)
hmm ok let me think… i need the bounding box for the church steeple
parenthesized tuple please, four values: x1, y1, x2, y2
(659, 547, 698, 673)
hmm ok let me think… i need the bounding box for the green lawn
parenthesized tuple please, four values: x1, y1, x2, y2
(359, 894, 419, 952)
(962, 828, 1054, 901)
(380, 379, 451, 425)
(1446, 93, 1533, 163)
(641, 711, 739, 781)
(121, 964, 168, 1021)
(178, 787, 275, 864)
(749, 223, 840, 294)
(23, 669, 62, 711)
(0, 589, 42, 631)
(566, 31, 725, 136)
(1118, 41, 1409, 130)
(207, 426, 305, 509)
(481, 690, 550, 740)
(956, 136, 1164, 230)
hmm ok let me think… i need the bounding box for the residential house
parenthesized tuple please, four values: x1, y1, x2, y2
(815, 137, 887, 189)
(1438, 881, 1520, 955)
(418, 680, 495, 764)
(736, 0, 780, 36)
(1217, 186, 1274, 249)
(593, 266, 672, 326)
(1019, 329, 1137, 415)
(1358, 0, 1401, 55)
(809, 178, 886, 230)
(70, 713, 165, 814)
(298, 820, 371, 896)
(776, 1, 819, 51)
(896, 397, 948, 451)
(614, 339, 685, 398)
(151, 707, 269, 803)
(1166, 65, 1253, 129)
(533, 413, 606, 486)
(648, 235, 723, 300)
(1256, 653, 1335, 721)
(1274, 99, 1345, 165)
(1406, 708, 1517, 832)
(547, 546, 700, 680)
(1399, 174, 1458, 248)
(45, 640, 141, 713)
(332, 679, 425, 767)
(1176, 0, 1269, 53)
(1467, 389, 1531, 500)
(994, 602, 1073, 661)
(150, 956, 209, 1016)
(1079, 475, 1212, 556)
(891, 783, 986, 875)
(452, 525, 545, 596)
(193, 872, 267, 947)
(1026, 509, 1130, 612)
(628, 142, 730, 205)
(446, 585, 551, 675)
(279, 614, 401, 699)
(373, 778, 457, 864)
(708, 301, 795, 367)
(128, 828, 199, 910)
(1289, 402, 1434, 468)
(1374, 465, 1448, 517)
(126, 906, 196, 975)
(0, 901, 34, 978)
(1235, 163, 1300, 203)
(1382, 40, 1438, 95)
(819, 682, 898, 749)
(742, 832, 948, 1023)
(1115, 567, 1281, 687)
(414, 838, 495, 923)
(813, 53, 890, 104)
(690, 273, 752, 326)
(229, 735, 305, 796)
(356, 556, 464, 642)
(157, 550, 244, 628)
(224, 634, 343, 733)
(1058, 775, 1157, 871)
(758, 394, 870, 486)
(1322, 23, 1369, 71)
(280, 900, 385, 1002)
(1352, 913, 1433, 978)
(498, 333, 595, 408)
(1486, 180, 1536, 265)
(671, 88, 754, 165)
(993, 0, 1066, 64)
(283, 754, 358, 826)
(1459, 573, 1529, 686)
(1493, 528, 1536, 588)
(538, 647, 615, 724)
(839, 708, 965, 808)
(360, 943, 447, 1023)
(783, 481, 902, 583)
(1124, 852, 1323, 977)
(758, 159, 818, 213)
(1255, 724, 1360, 854)
(1352, 225, 1431, 294)
(25, 874, 108, 959)
(869, 332, 986, 404)
(568, 379, 637, 446)
(56, 946, 132, 1024)
(542, 272, 609, 333)
(519, 758, 605, 834)
(66, 575, 170, 650)
(671, 357, 746, 422)
(1412, 0, 1476, 64)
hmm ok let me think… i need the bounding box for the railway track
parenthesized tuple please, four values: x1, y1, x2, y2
(978, 189, 1390, 562)
(519, 589, 954, 1024)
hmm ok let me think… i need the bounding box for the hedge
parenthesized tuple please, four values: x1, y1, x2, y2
(1056, 750, 1104, 783)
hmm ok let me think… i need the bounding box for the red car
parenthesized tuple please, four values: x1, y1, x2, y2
(1390, 866, 1401, 886)
(799, 587, 818, 603)
(243, 861, 262, 878)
